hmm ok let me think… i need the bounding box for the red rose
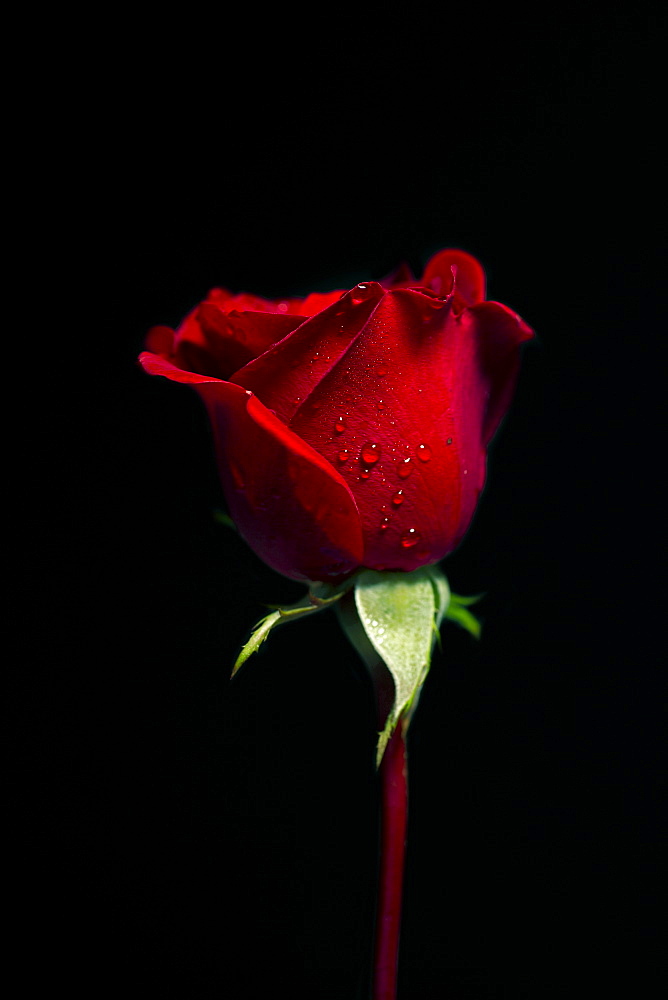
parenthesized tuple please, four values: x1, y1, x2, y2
(140, 250, 533, 582)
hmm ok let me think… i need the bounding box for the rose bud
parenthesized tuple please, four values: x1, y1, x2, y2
(140, 249, 533, 582)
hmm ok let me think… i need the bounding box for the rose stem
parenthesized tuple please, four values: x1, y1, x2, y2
(372, 721, 409, 1000)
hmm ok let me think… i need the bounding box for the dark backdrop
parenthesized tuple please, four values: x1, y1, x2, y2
(17, 12, 663, 999)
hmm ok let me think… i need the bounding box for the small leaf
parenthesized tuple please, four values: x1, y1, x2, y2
(232, 609, 283, 675)
(448, 591, 485, 607)
(231, 580, 351, 677)
(444, 602, 481, 639)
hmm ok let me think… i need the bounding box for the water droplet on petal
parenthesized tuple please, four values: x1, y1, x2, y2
(416, 443, 432, 462)
(376, 364, 388, 377)
(397, 458, 412, 479)
(360, 468, 371, 479)
(377, 399, 386, 410)
(401, 528, 421, 548)
(392, 490, 404, 506)
(361, 443, 381, 465)
(380, 517, 390, 531)
(338, 450, 349, 463)
(334, 418, 346, 433)
(351, 283, 373, 304)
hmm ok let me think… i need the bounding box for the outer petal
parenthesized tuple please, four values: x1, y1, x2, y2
(464, 300, 534, 444)
(287, 288, 463, 570)
(139, 352, 364, 581)
(287, 288, 532, 571)
(229, 281, 386, 424)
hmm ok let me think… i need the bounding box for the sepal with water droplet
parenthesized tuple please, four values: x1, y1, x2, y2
(337, 566, 450, 766)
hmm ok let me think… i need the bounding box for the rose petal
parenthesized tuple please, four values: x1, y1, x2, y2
(138, 352, 364, 581)
(463, 300, 534, 444)
(145, 325, 175, 355)
(229, 282, 386, 424)
(198, 303, 304, 377)
(420, 248, 486, 308)
(298, 290, 347, 316)
(285, 289, 463, 569)
(287, 287, 529, 571)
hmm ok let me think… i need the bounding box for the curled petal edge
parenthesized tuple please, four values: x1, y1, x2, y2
(420, 248, 487, 306)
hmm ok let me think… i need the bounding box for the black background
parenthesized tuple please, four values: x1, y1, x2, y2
(16, 12, 664, 999)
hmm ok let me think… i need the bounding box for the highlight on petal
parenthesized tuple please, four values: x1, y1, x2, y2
(297, 290, 347, 316)
(139, 351, 222, 383)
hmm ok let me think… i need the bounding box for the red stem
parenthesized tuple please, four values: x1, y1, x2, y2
(372, 722, 408, 1000)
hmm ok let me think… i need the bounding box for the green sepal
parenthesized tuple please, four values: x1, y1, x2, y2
(444, 592, 483, 639)
(213, 508, 237, 531)
(352, 566, 450, 766)
(231, 580, 350, 677)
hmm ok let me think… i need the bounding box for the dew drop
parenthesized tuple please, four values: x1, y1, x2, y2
(376, 364, 389, 377)
(361, 442, 381, 465)
(392, 490, 404, 506)
(334, 417, 346, 434)
(416, 443, 432, 462)
(360, 468, 371, 480)
(397, 458, 412, 479)
(337, 450, 349, 463)
(351, 282, 373, 304)
(380, 517, 390, 531)
(401, 528, 421, 548)
(377, 399, 385, 410)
